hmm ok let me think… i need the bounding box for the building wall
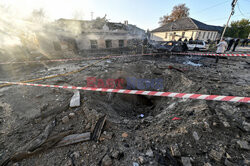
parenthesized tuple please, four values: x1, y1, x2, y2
(150, 32, 166, 41)
(151, 30, 219, 41)
(195, 30, 219, 41)
(76, 33, 129, 50)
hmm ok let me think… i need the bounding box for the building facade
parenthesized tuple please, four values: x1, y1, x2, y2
(56, 18, 146, 51)
(151, 17, 223, 42)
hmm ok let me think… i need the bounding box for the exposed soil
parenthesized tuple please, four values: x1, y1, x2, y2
(0, 52, 250, 166)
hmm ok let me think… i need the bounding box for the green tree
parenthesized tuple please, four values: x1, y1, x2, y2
(225, 19, 250, 38)
(159, 4, 190, 26)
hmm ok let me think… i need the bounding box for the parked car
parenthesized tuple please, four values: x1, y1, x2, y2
(187, 40, 208, 51)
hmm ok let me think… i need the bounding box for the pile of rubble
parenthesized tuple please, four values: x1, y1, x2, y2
(0, 54, 249, 166)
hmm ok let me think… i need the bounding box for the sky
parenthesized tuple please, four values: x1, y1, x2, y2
(1, 0, 250, 30)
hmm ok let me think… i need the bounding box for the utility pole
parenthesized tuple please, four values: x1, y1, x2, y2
(216, 0, 237, 63)
(220, 0, 237, 41)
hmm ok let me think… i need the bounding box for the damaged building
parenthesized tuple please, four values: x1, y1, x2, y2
(56, 18, 146, 52)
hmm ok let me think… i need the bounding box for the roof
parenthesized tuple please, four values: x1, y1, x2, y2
(151, 17, 223, 33)
(57, 18, 128, 31)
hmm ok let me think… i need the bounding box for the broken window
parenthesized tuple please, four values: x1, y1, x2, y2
(182, 32, 185, 38)
(105, 40, 112, 48)
(119, 40, 124, 48)
(90, 40, 98, 49)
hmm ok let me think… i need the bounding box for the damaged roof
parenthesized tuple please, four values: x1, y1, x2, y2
(57, 18, 128, 31)
(151, 17, 223, 33)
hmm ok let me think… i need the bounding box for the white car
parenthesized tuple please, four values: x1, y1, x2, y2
(187, 40, 208, 51)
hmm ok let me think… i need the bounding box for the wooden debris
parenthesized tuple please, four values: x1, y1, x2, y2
(170, 144, 181, 157)
(0, 128, 71, 166)
(35, 97, 71, 120)
(23, 120, 55, 152)
(56, 132, 91, 147)
(91, 115, 107, 141)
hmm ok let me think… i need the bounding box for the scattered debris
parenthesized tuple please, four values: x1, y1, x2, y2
(223, 121, 230, 128)
(224, 159, 235, 166)
(122, 132, 128, 138)
(1, 47, 250, 166)
(68, 112, 75, 118)
(183, 61, 202, 67)
(181, 157, 192, 166)
(62, 116, 69, 124)
(100, 131, 113, 141)
(146, 148, 154, 157)
(102, 155, 112, 166)
(236, 140, 250, 150)
(64, 159, 73, 166)
(0, 130, 71, 166)
(209, 149, 225, 162)
(138, 156, 145, 164)
(70, 91, 80, 107)
(226, 153, 231, 159)
(170, 144, 181, 157)
(91, 115, 107, 141)
(132, 162, 139, 166)
(192, 131, 200, 141)
(168, 65, 184, 72)
(139, 114, 144, 118)
(70, 151, 80, 159)
(111, 150, 123, 160)
(56, 132, 90, 147)
(243, 158, 250, 165)
(204, 163, 212, 166)
(242, 121, 250, 132)
(172, 117, 181, 121)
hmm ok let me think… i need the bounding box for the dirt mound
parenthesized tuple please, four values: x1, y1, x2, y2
(0, 55, 249, 166)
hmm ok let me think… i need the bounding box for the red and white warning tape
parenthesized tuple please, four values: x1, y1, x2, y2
(174, 52, 250, 57)
(1, 81, 249, 103)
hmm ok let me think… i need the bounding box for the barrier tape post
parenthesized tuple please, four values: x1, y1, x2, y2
(0, 81, 249, 103)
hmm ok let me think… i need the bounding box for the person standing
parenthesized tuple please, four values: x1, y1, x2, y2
(232, 38, 240, 51)
(227, 38, 234, 51)
(216, 38, 228, 63)
(241, 39, 247, 47)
